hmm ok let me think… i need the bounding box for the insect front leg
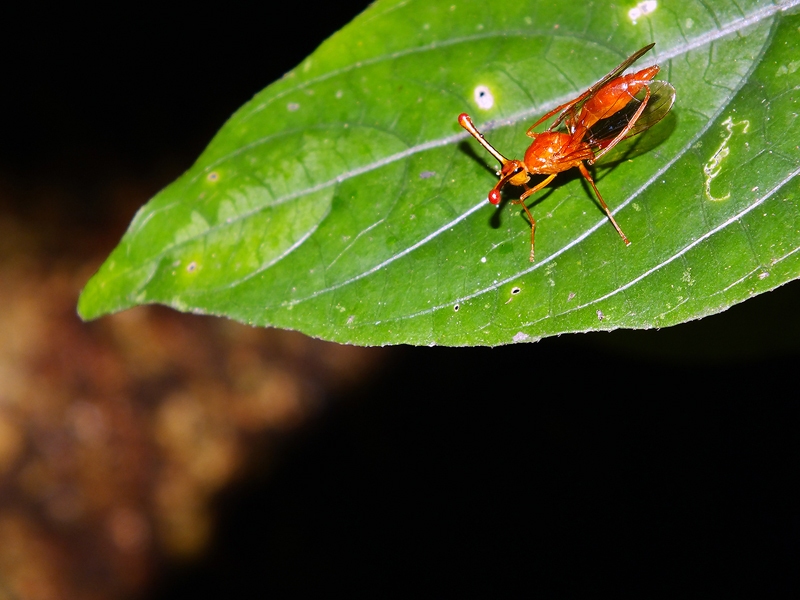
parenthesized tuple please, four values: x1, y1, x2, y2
(513, 173, 557, 261)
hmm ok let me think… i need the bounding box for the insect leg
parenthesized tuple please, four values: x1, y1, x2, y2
(515, 173, 557, 261)
(578, 163, 630, 246)
(519, 173, 557, 201)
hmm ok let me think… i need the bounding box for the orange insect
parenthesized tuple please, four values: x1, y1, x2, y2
(459, 43, 675, 261)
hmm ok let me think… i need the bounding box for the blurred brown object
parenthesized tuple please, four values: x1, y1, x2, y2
(0, 180, 385, 599)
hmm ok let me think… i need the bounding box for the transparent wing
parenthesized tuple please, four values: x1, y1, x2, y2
(585, 81, 676, 151)
(574, 43, 657, 111)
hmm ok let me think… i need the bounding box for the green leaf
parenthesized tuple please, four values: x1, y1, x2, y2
(78, 0, 800, 346)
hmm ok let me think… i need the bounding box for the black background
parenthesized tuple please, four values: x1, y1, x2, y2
(3, 3, 799, 595)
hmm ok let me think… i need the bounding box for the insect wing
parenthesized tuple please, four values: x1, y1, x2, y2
(585, 81, 676, 152)
(585, 43, 656, 99)
(531, 43, 656, 134)
(619, 81, 675, 139)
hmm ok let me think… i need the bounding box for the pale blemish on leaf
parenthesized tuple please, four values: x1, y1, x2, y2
(704, 115, 750, 202)
(175, 211, 210, 245)
(776, 61, 800, 77)
(473, 85, 494, 110)
(217, 199, 238, 224)
(628, 0, 657, 25)
(505, 285, 522, 304)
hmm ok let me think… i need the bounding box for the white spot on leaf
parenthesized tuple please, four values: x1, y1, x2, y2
(474, 85, 494, 110)
(628, 0, 657, 24)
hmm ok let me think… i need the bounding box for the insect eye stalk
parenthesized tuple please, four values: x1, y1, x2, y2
(458, 113, 510, 165)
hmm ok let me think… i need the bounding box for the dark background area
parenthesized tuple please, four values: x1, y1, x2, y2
(157, 332, 800, 596)
(2, 3, 799, 596)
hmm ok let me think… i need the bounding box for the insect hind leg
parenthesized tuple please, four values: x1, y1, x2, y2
(578, 163, 630, 246)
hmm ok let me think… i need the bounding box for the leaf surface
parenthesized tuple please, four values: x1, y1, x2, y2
(79, 0, 800, 346)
